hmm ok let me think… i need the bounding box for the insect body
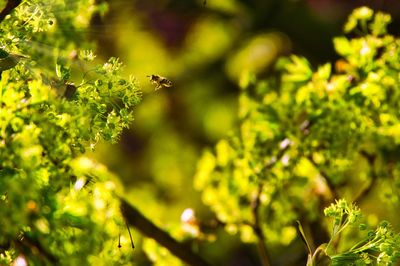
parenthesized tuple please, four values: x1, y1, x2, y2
(147, 74, 172, 90)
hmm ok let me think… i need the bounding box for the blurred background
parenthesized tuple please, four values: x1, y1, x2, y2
(84, 0, 400, 265)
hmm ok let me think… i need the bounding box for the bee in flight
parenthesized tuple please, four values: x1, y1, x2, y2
(147, 74, 172, 90)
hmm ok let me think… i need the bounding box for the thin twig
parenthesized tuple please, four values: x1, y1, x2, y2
(250, 138, 292, 266)
(125, 221, 135, 249)
(16, 235, 58, 264)
(120, 199, 211, 266)
(118, 231, 121, 248)
(252, 183, 271, 266)
(0, 0, 22, 24)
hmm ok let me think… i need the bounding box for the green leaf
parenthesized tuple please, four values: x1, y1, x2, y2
(282, 55, 313, 82)
(370, 12, 391, 36)
(333, 37, 353, 56)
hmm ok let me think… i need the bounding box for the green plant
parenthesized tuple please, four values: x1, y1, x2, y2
(3, 2, 400, 265)
(194, 6, 400, 265)
(0, 0, 141, 265)
(325, 199, 400, 265)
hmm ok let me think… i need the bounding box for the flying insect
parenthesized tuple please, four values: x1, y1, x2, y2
(147, 74, 172, 90)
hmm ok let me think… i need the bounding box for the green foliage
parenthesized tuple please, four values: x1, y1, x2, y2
(3, 2, 400, 265)
(325, 200, 400, 266)
(194, 6, 400, 264)
(299, 199, 400, 265)
(324, 199, 362, 244)
(0, 0, 140, 265)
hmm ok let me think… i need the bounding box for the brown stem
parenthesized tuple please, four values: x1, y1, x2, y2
(120, 199, 211, 266)
(249, 138, 292, 266)
(16, 235, 58, 264)
(0, 0, 21, 23)
(252, 183, 271, 266)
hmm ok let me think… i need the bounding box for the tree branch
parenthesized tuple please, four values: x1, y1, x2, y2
(16, 235, 58, 264)
(249, 138, 292, 266)
(120, 199, 211, 266)
(0, 0, 21, 24)
(251, 183, 271, 266)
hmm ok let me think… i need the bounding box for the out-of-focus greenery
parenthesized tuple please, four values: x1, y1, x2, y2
(195, 6, 400, 265)
(3, 0, 400, 265)
(89, 1, 400, 265)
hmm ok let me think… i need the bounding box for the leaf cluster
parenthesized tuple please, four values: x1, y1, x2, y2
(194, 6, 400, 264)
(325, 200, 400, 266)
(0, 0, 141, 265)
